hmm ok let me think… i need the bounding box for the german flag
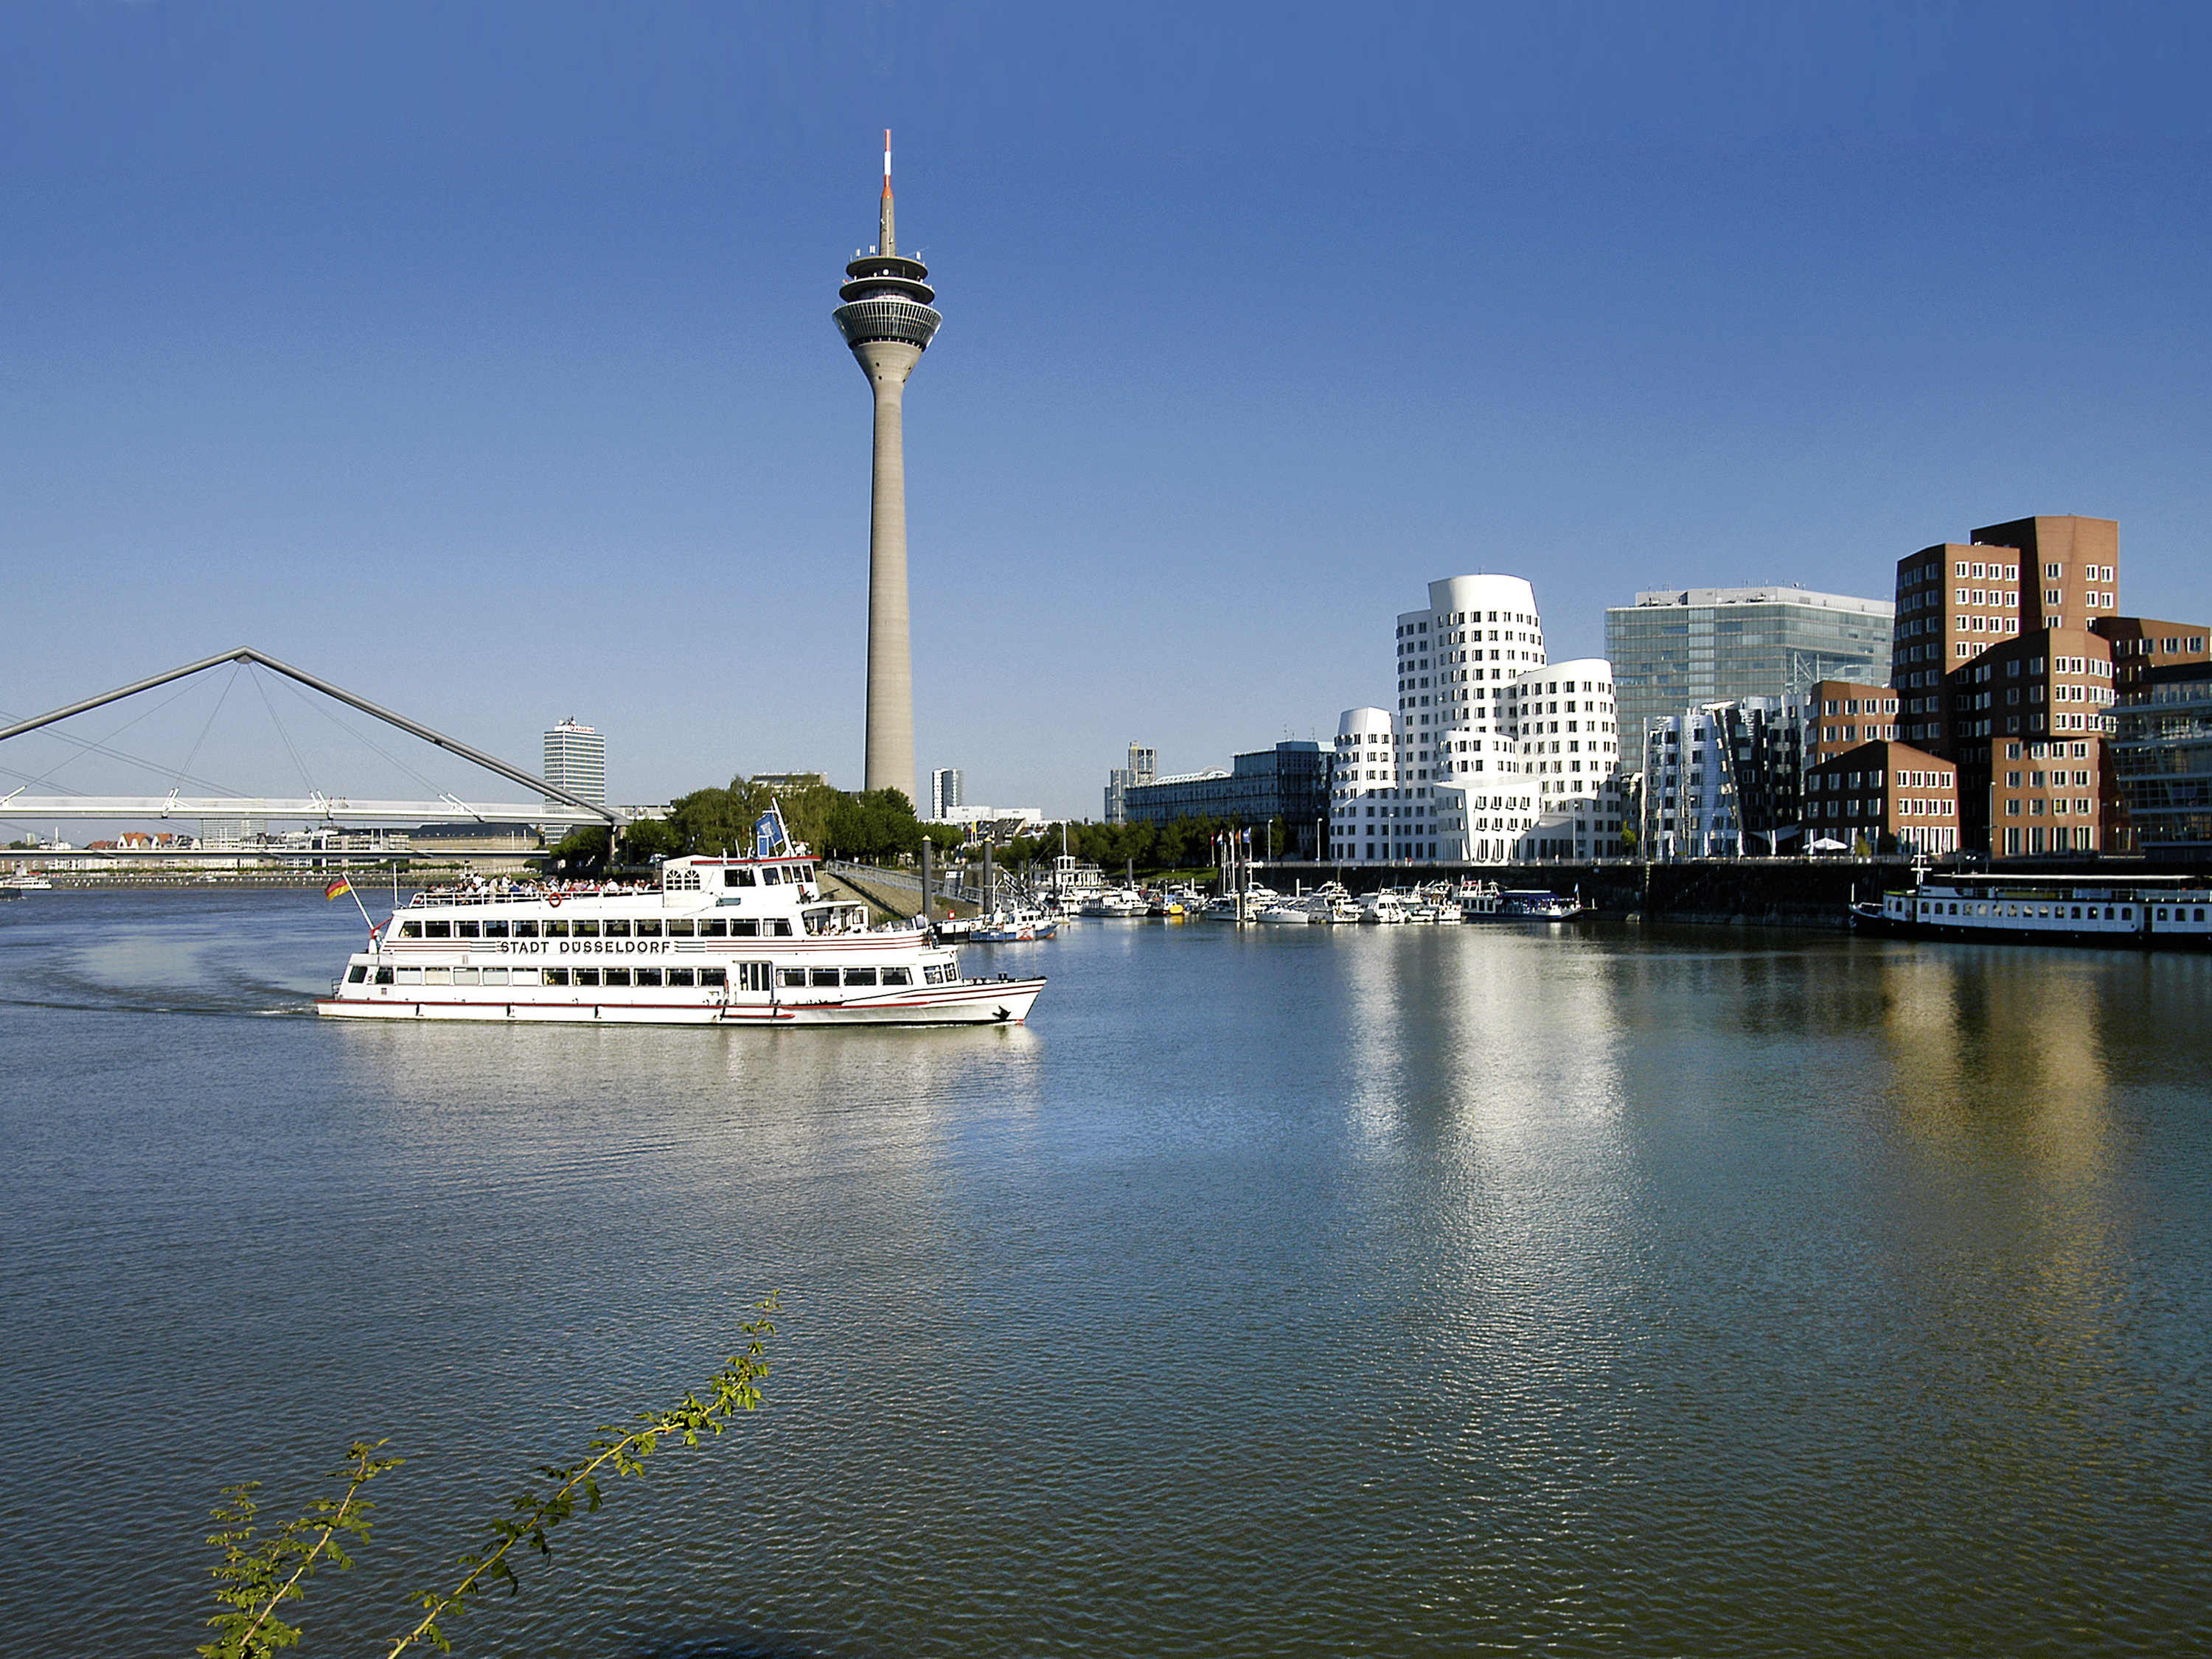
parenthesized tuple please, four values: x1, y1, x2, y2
(324, 878, 353, 902)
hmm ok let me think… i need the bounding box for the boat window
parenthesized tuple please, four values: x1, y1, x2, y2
(572, 919, 600, 938)
(512, 920, 539, 938)
(455, 920, 480, 939)
(424, 920, 451, 939)
(667, 967, 694, 987)
(635, 919, 662, 937)
(481, 920, 509, 939)
(759, 866, 782, 886)
(635, 967, 663, 987)
(574, 968, 599, 986)
(425, 967, 451, 984)
(453, 968, 479, 986)
(2157, 908, 2168, 921)
(700, 967, 729, 988)
(882, 967, 911, 986)
(701, 919, 730, 938)
(778, 968, 807, 987)
(767, 919, 793, 937)
(373, 966, 394, 985)
(510, 968, 540, 986)
(543, 919, 569, 937)
(731, 964, 767, 991)
(2071, 907, 2082, 919)
(347, 965, 368, 983)
(604, 967, 631, 987)
(810, 968, 840, 987)
(666, 919, 694, 937)
(481, 967, 508, 986)
(603, 919, 630, 938)
(397, 967, 424, 985)
(844, 967, 878, 987)
(2123, 908, 2132, 919)
(542, 967, 567, 986)
(724, 867, 757, 887)
(400, 921, 421, 939)
(728, 919, 756, 937)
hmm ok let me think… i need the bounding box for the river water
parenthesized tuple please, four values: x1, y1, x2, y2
(1, 889, 2208, 1658)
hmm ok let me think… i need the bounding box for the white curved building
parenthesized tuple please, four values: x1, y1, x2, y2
(1500, 656, 1628, 860)
(1332, 574, 1629, 865)
(1331, 706, 1401, 863)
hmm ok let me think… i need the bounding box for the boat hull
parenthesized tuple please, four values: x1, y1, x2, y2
(316, 977, 1046, 1026)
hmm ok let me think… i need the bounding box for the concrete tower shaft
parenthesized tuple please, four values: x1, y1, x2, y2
(832, 131, 941, 803)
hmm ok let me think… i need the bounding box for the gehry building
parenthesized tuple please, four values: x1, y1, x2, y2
(1332, 574, 1628, 864)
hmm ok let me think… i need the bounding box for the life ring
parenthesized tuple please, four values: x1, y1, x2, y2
(547, 892, 562, 908)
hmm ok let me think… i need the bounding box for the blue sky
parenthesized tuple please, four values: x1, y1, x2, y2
(4, 1, 2210, 819)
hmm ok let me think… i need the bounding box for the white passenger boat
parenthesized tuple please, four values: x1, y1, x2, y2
(1859, 875, 2212, 948)
(317, 839, 1044, 1026)
(0, 866, 54, 891)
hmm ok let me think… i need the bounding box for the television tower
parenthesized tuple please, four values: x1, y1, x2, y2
(833, 131, 942, 802)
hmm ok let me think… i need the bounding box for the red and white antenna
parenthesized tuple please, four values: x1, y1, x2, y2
(883, 129, 893, 197)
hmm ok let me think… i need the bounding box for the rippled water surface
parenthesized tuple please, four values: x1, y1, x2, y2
(2, 889, 2209, 1657)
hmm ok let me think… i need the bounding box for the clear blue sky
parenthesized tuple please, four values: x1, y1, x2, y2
(4, 2, 2210, 820)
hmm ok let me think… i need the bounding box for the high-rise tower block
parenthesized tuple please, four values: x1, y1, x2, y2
(832, 131, 942, 803)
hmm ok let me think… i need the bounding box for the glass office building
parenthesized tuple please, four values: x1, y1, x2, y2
(1607, 586, 1893, 772)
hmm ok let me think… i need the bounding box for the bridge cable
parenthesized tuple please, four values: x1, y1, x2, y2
(248, 664, 319, 798)
(0, 675, 237, 797)
(271, 672, 446, 796)
(170, 662, 243, 800)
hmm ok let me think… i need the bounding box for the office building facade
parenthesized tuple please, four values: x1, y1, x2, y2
(1102, 743, 1156, 825)
(930, 767, 964, 821)
(2111, 667, 2212, 854)
(1124, 742, 1329, 854)
(1608, 586, 1893, 766)
(542, 719, 606, 809)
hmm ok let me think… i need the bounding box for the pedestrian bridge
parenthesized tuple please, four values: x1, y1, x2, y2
(0, 647, 627, 846)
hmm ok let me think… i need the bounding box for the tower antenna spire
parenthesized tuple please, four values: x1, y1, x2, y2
(880, 129, 895, 257)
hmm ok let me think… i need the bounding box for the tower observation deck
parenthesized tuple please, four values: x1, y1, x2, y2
(835, 132, 941, 803)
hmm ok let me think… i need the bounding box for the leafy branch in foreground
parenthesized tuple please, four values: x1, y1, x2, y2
(390, 1293, 778, 1656)
(195, 1294, 779, 1659)
(198, 1440, 404, 1658)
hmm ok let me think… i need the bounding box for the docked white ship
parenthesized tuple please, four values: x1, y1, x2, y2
(317, 844, 1045, 1026)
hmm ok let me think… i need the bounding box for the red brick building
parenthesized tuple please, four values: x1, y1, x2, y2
(1804, 741, 1960, 856)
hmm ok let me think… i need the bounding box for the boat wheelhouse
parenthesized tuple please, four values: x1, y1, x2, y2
(316, 849, 1045, 1026)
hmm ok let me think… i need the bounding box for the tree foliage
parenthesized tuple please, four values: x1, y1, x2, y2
(196, 1297, 778, 1659)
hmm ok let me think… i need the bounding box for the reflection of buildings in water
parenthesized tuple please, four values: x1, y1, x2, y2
(1877, 947, 2128, 1453)
(1337, 931, 1645, 1470)
(1879, 948, 2113, 1182)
